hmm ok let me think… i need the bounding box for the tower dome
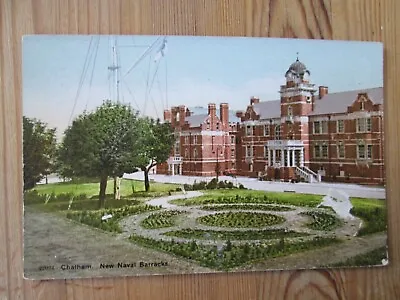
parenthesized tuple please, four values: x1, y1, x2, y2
(285, 56, 310, 77)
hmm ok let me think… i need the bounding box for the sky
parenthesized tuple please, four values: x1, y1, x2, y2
(23, 35, 383, 138)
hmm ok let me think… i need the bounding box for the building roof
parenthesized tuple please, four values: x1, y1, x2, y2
(186, 106, 240, 126)
(252, 100, 281, 120)
(310, 87, 383, 116)
(185, 114, 208, 127)
(286, 58, 310, 76)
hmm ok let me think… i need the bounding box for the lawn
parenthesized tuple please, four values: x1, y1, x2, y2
(350, 197, 387, 236)
(30, 178, 179, 199)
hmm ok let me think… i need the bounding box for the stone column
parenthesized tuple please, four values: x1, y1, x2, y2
(268, 148, 271, 167)
(272, 149, 276, 167)
(172, 164, 175, 176)
(281, 149, 284, 166)
(300, 148, 304, 167)
(292, 149, 296, 167)
(286, 149, 290, 167)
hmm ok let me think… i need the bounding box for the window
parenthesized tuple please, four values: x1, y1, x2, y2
(193, 135, 197, 144)
(252, 126, 256, 136)
(275, 125, 281, 140)
(357, 118, 372, 132)
(174, 141, 180, 155)
(314, 145, 321, 158)
(185, 148, 189, 157)
(288, 105, 293, 117)
(360, 101, 365, 110)
(193, 148, 197, 158)
(216, 122, 220, 130)
(264, 146, 269, 158)
(322, 144, 328, 158)
(231, 148, 235, 158)
(337, 142, 345, 158)
(367, 145, 373, 159)
(313, 121, 328, 134)
(306, 96, 311, 103)
(185, 136, 189, 144)
(264, 124, 270, 136)
(357, 142, 373, 159)
(246, 125, 252, 136)
(313, 121, 321, 134)
(230, 135, 235, 144)
(246, 145, 253, 157)
(357, 143, 366, 159)
(206, 120, 210, 130)
(337, 120, 344, 133)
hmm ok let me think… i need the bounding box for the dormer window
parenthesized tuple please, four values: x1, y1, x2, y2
(360, 101, 365, 110)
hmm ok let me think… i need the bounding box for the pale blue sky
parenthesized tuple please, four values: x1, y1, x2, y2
(23, 35, 383, 138)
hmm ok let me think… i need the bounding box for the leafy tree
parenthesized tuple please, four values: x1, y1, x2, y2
(135, 117, 175, 192)
(23, 116, 57, 190)
(58, 101, 140, 208)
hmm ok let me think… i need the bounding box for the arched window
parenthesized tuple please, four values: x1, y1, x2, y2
(275, 125, 281, 140)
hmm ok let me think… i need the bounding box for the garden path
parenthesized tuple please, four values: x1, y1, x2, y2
(24, 206, 212, 280)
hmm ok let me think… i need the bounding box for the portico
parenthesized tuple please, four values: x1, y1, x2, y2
(167, 156, 183, 175)
(266, 140, 304, 168)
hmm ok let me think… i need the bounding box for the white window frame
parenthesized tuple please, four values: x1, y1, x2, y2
(275, 125, 281, 140)
(321, 144, 328, 158)
(314, 144, 321, 158)
(337, 141, 345, 159)
(264, 124, 270, 136)
(336, 120, 344, 133)
(246, 145, 253, 157)
(357, 118, 372, 132)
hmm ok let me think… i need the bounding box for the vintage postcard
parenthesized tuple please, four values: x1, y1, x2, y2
(22, 35, 387, 280)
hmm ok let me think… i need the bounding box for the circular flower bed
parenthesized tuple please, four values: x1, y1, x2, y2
(197, 212, 285, 228)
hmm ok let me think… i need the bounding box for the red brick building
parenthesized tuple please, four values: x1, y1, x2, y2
(158, 58, 384, 185)
(157, 103, 239, 176)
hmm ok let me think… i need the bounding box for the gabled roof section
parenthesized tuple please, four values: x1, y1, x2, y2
(252, 100, 281, 120)
(310, 87, 383, 116)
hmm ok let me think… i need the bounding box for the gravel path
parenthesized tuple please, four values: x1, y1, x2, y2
(24, 206, 212, 280)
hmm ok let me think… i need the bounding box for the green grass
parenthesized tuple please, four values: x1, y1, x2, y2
(34, 198, 142, 212)
(66, 204, 160, 233)
(170, 190, 322, 207)
(163, 228, 309, 240)
(32, 178, 179, 199)
(197, 212, 286, 228)
(329, 246, 388, 267)
(350, 197, 387, 236)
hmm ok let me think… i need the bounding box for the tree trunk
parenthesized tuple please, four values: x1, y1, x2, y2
(99, 175, 108, 208)
(144, 169, 150, 192)
(113, 177, 117, 200)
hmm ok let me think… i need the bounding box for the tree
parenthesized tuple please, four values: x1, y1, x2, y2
(58, 101, 140, 208)
(135, 117, 175, 192)
(23, 117, 57, 190)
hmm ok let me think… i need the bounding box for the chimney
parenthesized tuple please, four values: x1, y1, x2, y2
(220, 103, 229, 127)
(208, 103, 216, 116)
(178, 105, 186, 126)
(236, 111, 244, 118)
(319, 86, 328, 99)
(250, 96, 260, 105)
(163, 109, 171, 122)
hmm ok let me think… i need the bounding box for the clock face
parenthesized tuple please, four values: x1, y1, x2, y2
(303, 72, 309, 80)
